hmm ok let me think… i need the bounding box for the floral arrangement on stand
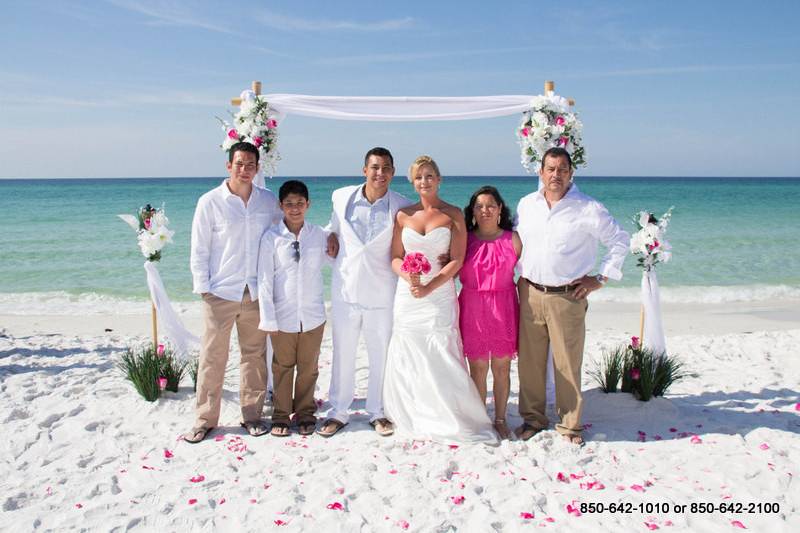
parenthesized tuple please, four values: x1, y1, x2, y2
(590, 336, 688, 402)
(218, 89, 280, 177)
(117, 343, 188, 402)
(118, 204, 175, 262)
(630, 207, 674, 271)
(517, 92, 586, 173)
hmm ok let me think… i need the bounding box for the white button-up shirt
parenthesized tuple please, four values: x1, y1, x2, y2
(516, 183, 629, 286)
(257, 221, 328, 333)
(344, 185, 391, 243)
(190, 180, 280, 301)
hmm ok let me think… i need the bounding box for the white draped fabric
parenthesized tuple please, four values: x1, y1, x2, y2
(641, 270, 667, 355)
(262, 94, 535, 122)
(143, 261, 200, 357)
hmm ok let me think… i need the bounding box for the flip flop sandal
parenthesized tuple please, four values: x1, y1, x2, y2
(297, 421, 316, 436)
(241, 421, 268, 437)
(184, 426, 213, 444)
(515, 423, 544, 441)
(316, 418, 347, 438)
(370, 418, 394, 437)
(270, 422, 290, 437)
(563, 434, 586, 447)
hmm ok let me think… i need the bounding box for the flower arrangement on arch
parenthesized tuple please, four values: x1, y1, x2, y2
(218, 89, 280, 177)
(118, 204, 174, 262)
(517, 93, 586, 173)
(630, 207, 674, 271)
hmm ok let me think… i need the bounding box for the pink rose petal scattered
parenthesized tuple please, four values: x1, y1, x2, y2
(451, 496, 465, 505)
(520, 512, 535, 520)
(664, 520, 673, 526)
(731, 520, 746, 529)
(449, 444, 459, 449)
(327, 502, 343, 511)
(75, 503, 83, 509)
(190, 475, 205, 483)
(557, 472, 569, 483)
(214, 434, 225, 442)
(141, 465, 156, 471)
(545, 517, 555, 523)
(759, 443, 770, 450)
(219, 498, 226, 505)
(188, 499, 197, 505)
(163, 449, 173, 459)
(565, 502, 582, 517)
(645, 523, 659, 530)
(669, 427, 677, 433)
(396, 520, 410, 530)
(794, 402, 800, 411)
(690, 435, 703, 444)
(335, 487, 345, 494)
(250, 499, 257, 504)
(630, 484, 646, 493)
(569, 473, 585, 480)
(274, 520, 287, 526)
(389, 469, 398, 474)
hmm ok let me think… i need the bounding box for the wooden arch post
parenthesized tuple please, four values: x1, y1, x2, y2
(231, 80, 262, 106)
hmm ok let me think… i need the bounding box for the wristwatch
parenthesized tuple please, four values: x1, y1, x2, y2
(595, 274, 607, 285)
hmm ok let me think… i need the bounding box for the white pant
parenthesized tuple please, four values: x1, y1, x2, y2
(327, 300, 393, 424)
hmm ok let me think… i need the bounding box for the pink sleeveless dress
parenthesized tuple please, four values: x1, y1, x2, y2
(458, 230, 519, 360)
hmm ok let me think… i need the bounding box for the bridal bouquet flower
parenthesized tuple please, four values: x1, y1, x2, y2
(630, 207, 674, 271)
(218, 89, 280, 176)
(517, 93, 586, 173)
(118, 204, 175, 262)
(401, 252, 432, 275)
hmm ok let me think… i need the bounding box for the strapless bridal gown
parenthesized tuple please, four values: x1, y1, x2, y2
(383, 227, 498, 444)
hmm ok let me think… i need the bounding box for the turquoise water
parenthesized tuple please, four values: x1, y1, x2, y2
(1, 177, 799, 303)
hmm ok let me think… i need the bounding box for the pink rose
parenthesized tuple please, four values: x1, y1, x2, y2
(157, 344, 165, 356)
(144, 218, 151, 230)
(267, 119, 278, 129)
(253, 136, 263, 147)
(556, 116, 566, 126)
(158, 377, 167, 390)
(630, 368, 640, 380)
(521, 127, 529, 137)
(630, 336, 640, 349)
(558, 136, 569, 146)
(227, 128, 239, 140)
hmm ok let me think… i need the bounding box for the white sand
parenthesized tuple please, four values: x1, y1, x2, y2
(1, 299, 798, 531)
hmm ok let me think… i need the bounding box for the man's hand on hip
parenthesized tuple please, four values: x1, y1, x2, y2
(571, 275, 604, 299)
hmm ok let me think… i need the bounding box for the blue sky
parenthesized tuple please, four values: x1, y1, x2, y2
(1, 0, 798, 178)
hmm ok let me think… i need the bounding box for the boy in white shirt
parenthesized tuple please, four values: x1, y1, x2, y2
(258, 180, 328, 437)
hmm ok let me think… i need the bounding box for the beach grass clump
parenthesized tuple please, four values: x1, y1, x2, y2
(590, 345, 625, 393)
(158, 345, 188, 393)
(118, 345, 162, 402)
(595, 338, 688, 401)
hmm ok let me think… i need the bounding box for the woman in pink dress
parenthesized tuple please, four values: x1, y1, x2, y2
(458, 186, 522, 440)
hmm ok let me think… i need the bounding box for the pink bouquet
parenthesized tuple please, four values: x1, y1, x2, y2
(401, 252, 431, 275)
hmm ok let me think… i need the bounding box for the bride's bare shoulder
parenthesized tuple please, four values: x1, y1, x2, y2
(396, 204, 421, 222)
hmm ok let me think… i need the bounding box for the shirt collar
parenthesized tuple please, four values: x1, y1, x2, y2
(534, 182, 580, 202)
(278, 219, 305, 238)
(354, 184, 389, 207)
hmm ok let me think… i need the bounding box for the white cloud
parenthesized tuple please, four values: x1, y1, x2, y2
(254, 10, 414, 32)
(104, 0, 235, 34)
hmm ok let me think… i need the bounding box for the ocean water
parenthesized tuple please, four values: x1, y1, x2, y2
(2, 176, 799, 312)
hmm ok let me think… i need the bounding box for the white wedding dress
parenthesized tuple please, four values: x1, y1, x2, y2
(383, 227, 498, 444)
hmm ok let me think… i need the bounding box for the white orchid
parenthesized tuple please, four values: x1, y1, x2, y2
(630, 207, 675, 270)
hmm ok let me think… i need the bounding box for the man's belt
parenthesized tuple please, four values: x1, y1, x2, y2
(524, 278, 577, 293)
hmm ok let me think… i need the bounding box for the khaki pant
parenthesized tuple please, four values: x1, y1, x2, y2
(269, 323, 325, 425)
(517, 279, 588, 436)
(194, 290, 267, 429)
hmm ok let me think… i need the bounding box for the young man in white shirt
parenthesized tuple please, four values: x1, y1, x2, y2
(515, 147, 629, 446)
(184, 142, 281, 443)
(258, 180, 328, 437)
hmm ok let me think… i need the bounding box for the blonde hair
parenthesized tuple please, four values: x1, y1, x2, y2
(407, 155, 441, 183)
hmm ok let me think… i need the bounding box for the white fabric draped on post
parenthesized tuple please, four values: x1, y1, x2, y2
(641, 270, 667, 355)
(143, 261, 200, 357)
(262, 94, 535, 122)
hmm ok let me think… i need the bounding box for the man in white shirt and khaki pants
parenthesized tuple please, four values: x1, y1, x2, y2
(515, 147, 629, 445)
(185, 142, 281, 443)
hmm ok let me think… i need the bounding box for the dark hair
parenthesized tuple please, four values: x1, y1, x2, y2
(279, 179, 309, 202)
(541, 147, 572, 169)
(464, 185, 514, 232)
(229, 141, 260, 163)
(364, 146, 394, 167)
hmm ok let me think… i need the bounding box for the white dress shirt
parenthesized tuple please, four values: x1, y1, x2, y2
(190, 180, 281, 301)
(257, 221, 328, 333)
(344, 185, 391, 243)
(516, 183, 629, 286)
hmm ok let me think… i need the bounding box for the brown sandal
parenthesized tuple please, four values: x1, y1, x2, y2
(184, 426, 213, 444)
(514, 423, 544, 441)
(316, 418, 347, 438)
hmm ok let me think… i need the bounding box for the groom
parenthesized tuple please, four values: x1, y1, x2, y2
(318, 147, 412, 438)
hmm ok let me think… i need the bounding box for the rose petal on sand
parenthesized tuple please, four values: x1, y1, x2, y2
(557, 472, 569, 483)
(569, 473, 585, 480)
(669, 427, 677, 433)
(389, 469, 398, 474)
(731, 520, 746, 529)
(565, 503, 581, 517)
(759, 443, 770, 450)
(141, 465, 156, 471)
(274, 520, 288, 526)
(75, 503, 83, 509)
(190, 475, 205, 483)
(631, 484, 646, 492)
(645, 522, 659, 530)
(219, 498, 226, 505)
(327, 502, 344, 510)
(545, 517, 555, 523)
(690, 435, 703, 444)
(163, 449, 173, 459)
(188, 499, 197, 505)
(397, 520, 410, 530)
(449, 445, 459, 449)
(335, 487, 345, 494)
(451, 496, 465, 505)
(214, 434, 225, 441)
(520, 512, 535, 519)
(664, 520, 673, 526)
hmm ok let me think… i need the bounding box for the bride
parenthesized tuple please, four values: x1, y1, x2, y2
(383, 155, 498, 444)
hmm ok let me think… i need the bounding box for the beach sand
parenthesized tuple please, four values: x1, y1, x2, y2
(1, 299, 798, 531)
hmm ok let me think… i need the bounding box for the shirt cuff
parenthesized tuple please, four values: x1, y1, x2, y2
(193, 281, 210, 294)
(599, 263, 623, 281)
(258, 320, 279, 332)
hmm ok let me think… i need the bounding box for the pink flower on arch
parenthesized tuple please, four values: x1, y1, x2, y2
(521, 127, 530, 137)
(555, 116, 566, 126)
(157, 344, 165, 356)
(253, 136, 263, 147)
(227, 128, 239, 140)
(267, 119, 278, 129)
